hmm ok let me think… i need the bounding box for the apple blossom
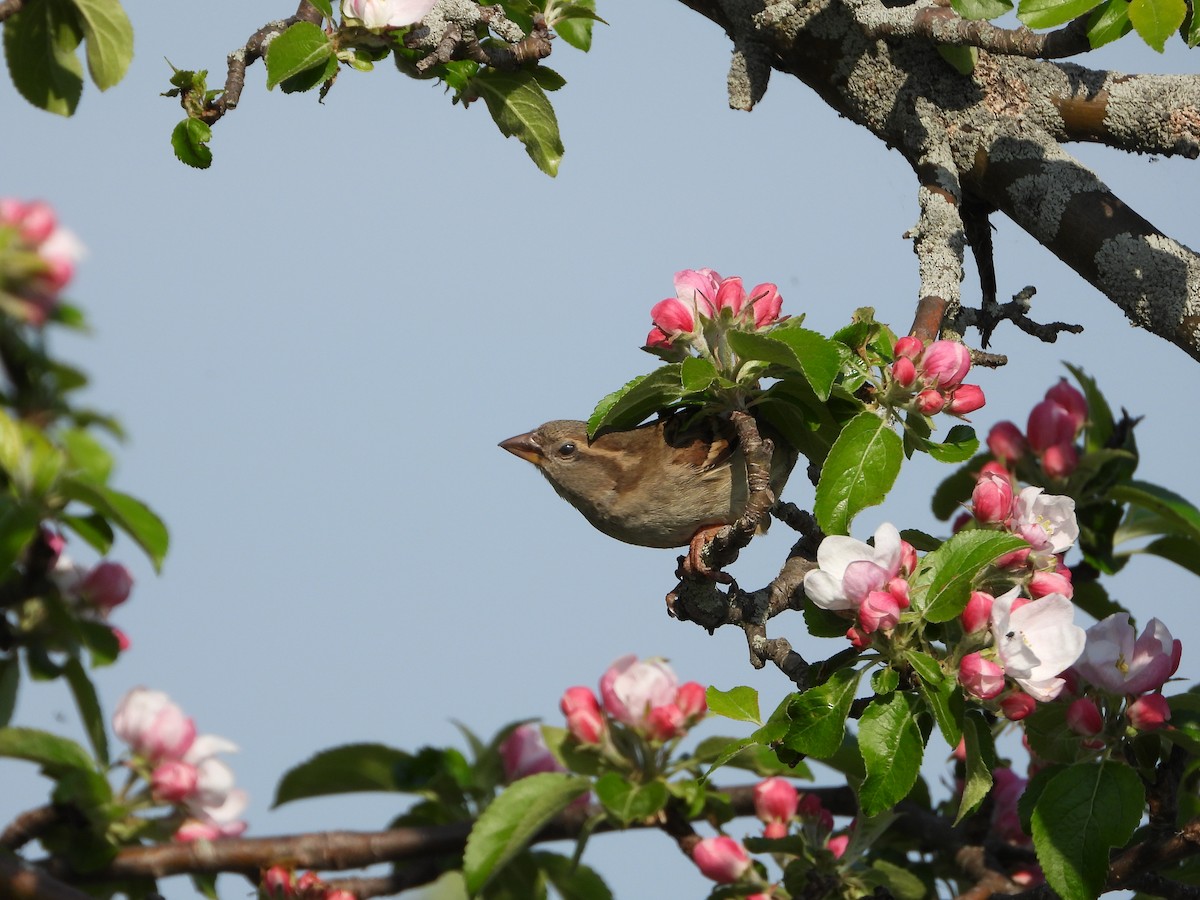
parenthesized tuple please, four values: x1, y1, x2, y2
(893, 335, 924, 359)
(754, 777, 800, 824)
(1041, 441, 1079, 478)
(961, 591, 994, 634)
(959, 652, 1005, 699)
(174, 787, 248, 841)
(973, 471, 1014, 524)
(1066, 698, 1104, 736)
(991, 767, 1028, 844)
(991, 589, 1086, 701)
(892, 355, 917, 388)
(113, 687, 196, 762)
(561, 686, 605, 744)
(326, 892, 357, 900)
(745, 282, 783, 328)
(262, 865, 294, 898)
(859, 590, 901, 633)
(1045, 379, 1088, 433)
(599, 654, 679, 730)
(645, 704, 686, 741)
(1009, 487, 1079, 556)
(987, 421, 1027, 462)
(1126, 694, 1171, 731)
(803, 522, 904, 612)
(499, 724, 562, 782)
(1073, 614, 1181, 695)
(675, 681, 707, 721)
(914, 389, 945, 415)
(1029, 569, 1072, 600)
(1000, 692, 1037, 721)
(341, 0, 437, 29)
(826, 834, 850, 858)
(151, 760, 198, 803)
(947, 384, 986, 415)
(1027, 399, 1076, 453)
(692, 836, 751, 883)
(918, 340, 971, 388)
(81, 561, 134, 610)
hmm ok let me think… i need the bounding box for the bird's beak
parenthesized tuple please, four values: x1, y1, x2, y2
(499, 432, 544, 466)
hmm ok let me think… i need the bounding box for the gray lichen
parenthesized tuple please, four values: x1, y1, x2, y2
(1095, 233, 1200, 355)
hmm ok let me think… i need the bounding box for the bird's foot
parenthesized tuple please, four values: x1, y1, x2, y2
(677, 525, 733, 583)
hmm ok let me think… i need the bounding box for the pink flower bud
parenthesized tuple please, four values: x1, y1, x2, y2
(999, 692, 1037, 721)
(17, 201, 57, 244)
(951, 738, 967, 762)
(919, 340, 971, 388)
(859, 590, 901, 633)
(650, 297, 696, 339)
(262, 865, 295, 898)
(899, 541, 918, 577)
(1041, 441, 1078, 479)
(112, 627, 131, 652)
(891, 356, 917, 388)
(763, 821, 788, 839)
(174, 820, 222, 842)
(151, 760, 199, 803)
(1029, 570, 1072, 600)
(645, 326, 672, 348)
(565, 708, 605, 744)
(995, 547, 1031, 570)
(1067, 698, 1103, 736)
(113, 688, 196, 762)
(826, 834, 850, 859)
(1045, 379, 1087, 433)
(498, 724, 561, 782)
(713, 276, 746, 314)
(296, 872, 324, 893)
(675, 681, 707, 721)
(81, 561, 134, 610)
(913, 390, 945, 415)
(961, 591, 994, 634)
(947, 384, 985, 415)
(846, 626, 871, 649)
(325, 891, 357, 900)
(646, 703, 686, 742)
(747, 283, 783, 328)
(1027, 399, 1075, 453)
(692, 836, 751, 883)
(959, 653, 1005, 699)
(560, 686, 601, 718)
(797, 794, 825, 819)
(987, 421, 1028, 463)
(1126, 694, 1171, 731)
(893, 335, 924, 360)
(887, 577, 910, 609)
(972, 472, 1013, 524)
(754, 777, 800, 823)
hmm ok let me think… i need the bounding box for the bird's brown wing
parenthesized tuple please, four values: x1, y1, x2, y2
(660, 410, 737, 473)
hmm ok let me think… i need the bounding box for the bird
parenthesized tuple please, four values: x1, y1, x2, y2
(499, 411, 796, 576)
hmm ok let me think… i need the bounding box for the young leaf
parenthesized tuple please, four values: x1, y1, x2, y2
(858, 692, 924, 816)
(705, 685, 761, 725)
(813, 411, 903, 535)
(64, 658, 108, 766)
(1128, 0, 1186, 49)
(172, 118, 213, 169)
(1018, 0, 1105, 28)
(916, 675, 963, 747)
(464, 772, 590, 894)
(3, 1, 84, 115)
(274, 743, 434, 805)
(553, 0, 602, 51)
(956, 713, 995, 823)
(782, 667, 862, 759)
(727, 327, 843, 400)
(1111, 480, 1200, 545)
(921, 424, 979, 464)
(587, 365, 683, 436)
(1063, 364, 1114, 450)
(937, 44, 978, 75)
(1030, 762, 1144, 900)
(60, 478, 169, 570)
(680, 356, 718, 394)
(68, 0, 133, 89)
(951, 0, 1014, 17)
(0, 726, 95, 775)
(470, 69, 564, 176)
(593, 772, 669, 825)
(265, 22, 333, 89)
(913, 530, 1027, 622)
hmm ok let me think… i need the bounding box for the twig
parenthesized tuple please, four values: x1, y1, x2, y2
(0, 0, 22, 23)
(953, 285, 1083, 348)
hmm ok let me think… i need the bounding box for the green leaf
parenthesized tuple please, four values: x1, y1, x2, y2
(533, 851, 612, 900)
(0, 503, 42, 574)
(265, 21, 333, 89)
(936, 43, 977, 75)
(680, 356, 717, 394)
(464, 772, 590, 894)
(190, 874, 219, 900)
(0, 656, 18, 727)
(782, 667, 862, 759)
(1139, 535, 1200, 578)
(956, 713, 995, 823)
(858, 693, 924, 816)
(1069, 580, 1127, 621)
(863, 859, 928, 900)
(1031, 762, 1144, 900)
(0, 726, 95, 775)
(727, 327, 843, 400)
(921, 425, 979, 464)
(274, 743, 440, 805)
(62, 512, 115, 556)
(593, 772, 669, 825)
(553, 0, 600, 51)
(705, 685, 760, 725)
(77, 619, 121, 667)
(63, 657, 108, 766)
(60, 478, 169, 571)
(872, 667, 899, 694)
(308, 0, 333, 16)
(1018, 0, 1105, 28)
(813, 411, 903, 535)
(68, 0, 132, 89)
(951, 0, 1014, 17)
(1111, 481, 1200, 545)
(3, 0, 84, 115)
(171, 117, 213, 169)
(905, 650, 945, 686)
(1128, 0, 1186, 48)
(471, 69, 564, 176)
(587, 365, 683, 436)
(60, 428, 114, 482)
(1023, 702, 1085, 765)
(916, 676, 963, 748)
(914, 530, 1027, 623)
(1063, 365, 1113, 450)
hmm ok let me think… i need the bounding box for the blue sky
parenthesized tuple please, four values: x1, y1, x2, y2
(2, 1, 1198, 896)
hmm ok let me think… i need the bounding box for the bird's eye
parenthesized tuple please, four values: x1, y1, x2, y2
(558, 441, 577, 458)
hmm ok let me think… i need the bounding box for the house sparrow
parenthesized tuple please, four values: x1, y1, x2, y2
(499, 412, 796, 573)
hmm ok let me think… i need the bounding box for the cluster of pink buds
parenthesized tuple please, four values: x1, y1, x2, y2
(112, 687, 247, 841)
(645, 268, 784, 364)
(498, 723, 565, 782)
(560, 654, 707, 746)
(801, 522, 918, 647)
(37, 528, 134, 652)
(988, 380, 1087, 479)
(889, 337, 985, 416)
(262, 866, 357, 900)
(0, 198, 85, 326)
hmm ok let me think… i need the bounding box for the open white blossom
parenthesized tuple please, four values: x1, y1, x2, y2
(1010, 487, 1078, 555)
(803, 522, 901, 611)
(991, 588, 1085, 701)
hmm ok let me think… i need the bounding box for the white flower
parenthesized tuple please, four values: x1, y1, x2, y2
(803, 522, 901, 611)
(990, 588, 1085, 701)
(1073, 613, 1180, 695)
(341, 0, 437, 28)
(1010, 487, 1078, 555)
